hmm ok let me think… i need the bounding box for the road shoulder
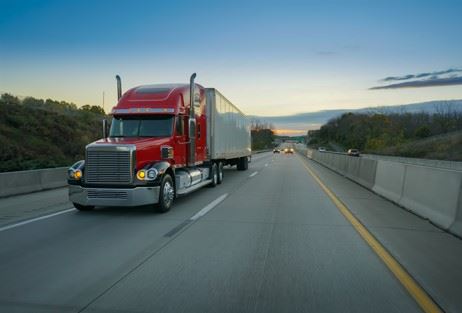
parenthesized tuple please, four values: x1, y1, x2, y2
(0, 187, 71, 228)
(300, 155, 462, 313)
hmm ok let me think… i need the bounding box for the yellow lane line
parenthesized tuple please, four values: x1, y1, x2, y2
(298, 156, 442, 313)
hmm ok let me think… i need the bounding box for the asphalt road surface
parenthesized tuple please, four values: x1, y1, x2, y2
(0, 152, 427, 312)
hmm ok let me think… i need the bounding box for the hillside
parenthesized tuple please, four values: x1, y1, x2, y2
(374, 131, 462, 160)
(0, 94, 106, 172)
(254, 99, 462, 134)
(308, 109, 462, 161)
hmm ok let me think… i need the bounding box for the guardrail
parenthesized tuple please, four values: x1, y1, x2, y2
(0, 167, 68, 198)
(298, 148, 462, 238)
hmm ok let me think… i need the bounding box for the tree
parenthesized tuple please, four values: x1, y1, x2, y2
(80, 105, 105, 114)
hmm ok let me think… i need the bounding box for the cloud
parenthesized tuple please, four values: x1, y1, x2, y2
(370, 76, 462, 90)
(382, 68, 462, 82)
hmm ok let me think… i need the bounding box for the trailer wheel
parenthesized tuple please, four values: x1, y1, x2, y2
(156, 174, 174, 213)
(237, 157, 248, 171)
(217, 162, 223, 184)
(209, 163, 218, 187)
(73, 203, 94, 211)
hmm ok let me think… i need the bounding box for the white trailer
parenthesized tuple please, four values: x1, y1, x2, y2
(205, 88, 251, 169)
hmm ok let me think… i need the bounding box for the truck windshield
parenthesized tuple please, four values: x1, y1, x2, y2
(109, 115, 174, 137)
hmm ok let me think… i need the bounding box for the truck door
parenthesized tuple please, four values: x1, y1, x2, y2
(174, 115, 187, 166)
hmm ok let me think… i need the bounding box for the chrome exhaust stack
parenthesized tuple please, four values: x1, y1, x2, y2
(116, 75, 122, 100)
(188, 73, 197, 167)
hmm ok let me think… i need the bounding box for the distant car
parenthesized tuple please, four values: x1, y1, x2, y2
(318, 147, 326, 152)
(273, 148, 280, 154)
(347, 149, 360, 157)
(284, 148, 294, 154)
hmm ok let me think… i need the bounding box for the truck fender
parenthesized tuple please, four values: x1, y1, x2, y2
(147, 161, 175, 186)
(146, 161, 172, 176)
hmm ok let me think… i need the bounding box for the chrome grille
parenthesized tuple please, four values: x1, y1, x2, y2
(87, 189, 128, 199)
(85, 146, 134, 184)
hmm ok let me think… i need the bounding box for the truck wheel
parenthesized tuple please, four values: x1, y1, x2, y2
(209, 163, 218, 187)
(217, 162, 223, 184)
(73, 203, 94, 211)
(237, 157, 248, 171)
(156, 174, 174, 213)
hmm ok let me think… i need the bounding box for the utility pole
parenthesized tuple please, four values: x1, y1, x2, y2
(102, 91, 105, 113)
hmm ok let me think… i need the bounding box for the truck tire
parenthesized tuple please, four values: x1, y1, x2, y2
(217, 162, 223, 184)
(73, 203, 94, 211)
(156, 174, 174, 213)
(237, 157, 248, 171)
(209, 163, 218, 187)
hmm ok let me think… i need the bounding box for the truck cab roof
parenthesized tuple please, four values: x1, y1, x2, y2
(111, 83, 204, 115)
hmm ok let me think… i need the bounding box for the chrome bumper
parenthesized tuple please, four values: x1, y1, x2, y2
(69, 185, 160, 207)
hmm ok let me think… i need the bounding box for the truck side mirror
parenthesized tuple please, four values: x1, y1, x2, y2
(102, 119, 108, 138)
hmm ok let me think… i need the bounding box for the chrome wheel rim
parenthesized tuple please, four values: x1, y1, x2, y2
(213, 168, 218, 184)
(163, 181, 174, 205)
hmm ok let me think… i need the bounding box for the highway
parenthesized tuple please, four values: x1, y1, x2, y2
(1, 152, 461, 313)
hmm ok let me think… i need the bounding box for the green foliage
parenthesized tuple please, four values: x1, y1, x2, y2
(250, 118, 275, 150)
(81, 104, 106, 114)
(415, 126, 431, 139)
(0, 93, 106, 172)
(252, 129, 274, 150)
(308, 108, 462, 160)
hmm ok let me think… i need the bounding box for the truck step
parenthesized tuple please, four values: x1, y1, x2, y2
(176, 179, 213, 196)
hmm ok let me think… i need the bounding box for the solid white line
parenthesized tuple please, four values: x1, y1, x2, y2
(0, 208, 76, 232)
(249, 171, 258, 178)
(190, 194, 228, 221)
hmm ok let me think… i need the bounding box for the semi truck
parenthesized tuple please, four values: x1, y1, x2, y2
(68, 74, 251, 212)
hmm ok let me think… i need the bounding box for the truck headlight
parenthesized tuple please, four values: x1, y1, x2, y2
(137, 168, 158, 181)
(74, 169, 82, 180)
(137, 170, 146, 180)
(68, 160, 84, 180)
(147, 169, 158, 180)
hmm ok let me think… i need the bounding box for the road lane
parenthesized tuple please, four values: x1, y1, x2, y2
(80, 153, 421, 313)
(0, 153, 274, 313)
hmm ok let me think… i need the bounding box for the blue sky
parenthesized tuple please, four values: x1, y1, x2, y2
(1, 0, 462, 123)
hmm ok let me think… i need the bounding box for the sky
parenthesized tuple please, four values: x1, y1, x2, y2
(1, 0, 462, 126)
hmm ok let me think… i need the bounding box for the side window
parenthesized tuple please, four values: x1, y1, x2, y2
(175, 115, 184, 136)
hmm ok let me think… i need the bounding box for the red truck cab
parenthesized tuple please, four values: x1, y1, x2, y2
(109, 82, 207, 168)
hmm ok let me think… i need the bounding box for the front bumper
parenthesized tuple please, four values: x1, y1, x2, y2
(69, 185, 160, 207)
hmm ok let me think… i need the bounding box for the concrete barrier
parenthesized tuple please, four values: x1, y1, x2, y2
(356, 158, 377, 189)
(0, 167, 68, 198)
(399, 165, 461, 230)
(372, 161, 407, 203)
(450, 192, 462, 237)
(304, 148, 462, 237)
(312, 151, 378, 189)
